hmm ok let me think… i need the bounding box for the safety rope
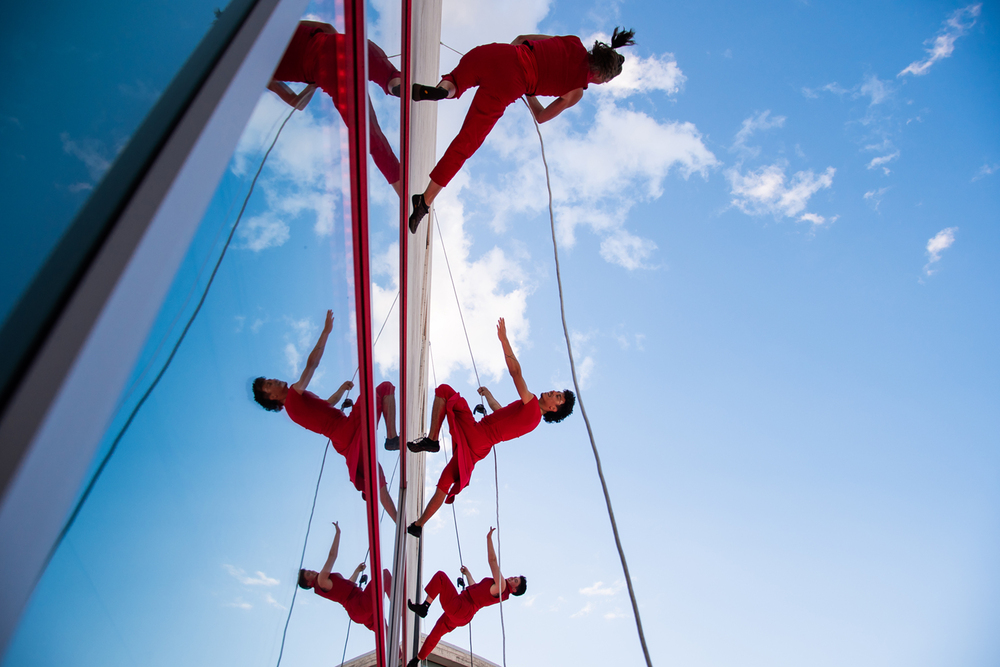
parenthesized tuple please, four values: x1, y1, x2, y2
(52, 105, 299, 558)
(276, 440, 331, 667)
(521, 97, 654, 667)
(431, 209, 509, 667)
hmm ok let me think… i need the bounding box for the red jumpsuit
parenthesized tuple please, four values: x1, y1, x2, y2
(284, 381, 394, 496)
(314, 569, 392, 631)
(418, 571, 510, 660)
(273, 23, 401, 185)
(433, 384, 541, 503)
(429, 35, 590, 187)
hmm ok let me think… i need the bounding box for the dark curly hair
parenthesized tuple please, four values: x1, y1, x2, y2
(512, 575, 527, 596)
(252, 376, 284, 412)
(543, 389, 575, 424)
(588, 27, 636, 82)
(298, 569, 312, 589)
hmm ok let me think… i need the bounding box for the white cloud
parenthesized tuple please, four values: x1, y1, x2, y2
(600, 231, 658, 270)
(283, 317, 318, 377)
(727, 163, 836, 225)
(60, 133, 113, 182)
(924, 227, 957, 276)
(973, 163, 998, 181)
(580, 580, 623, 596)
(731, 110, 786, 157)
(571, 603, 594, 618)
(866, 151, 900, 174)
(899, 4, 981, 77)
(223, 564, 280, 586)
(264, 593, 287, 609)
(864, 186, 891, 211)
(238, 214, 290, 252)
(857, 74, 892, 105)
(224, 599, 253, 610)
(593, 50, 687, 98)
(231, 94, 345, 251)
(604, 609, 626, 620)
(477, 96, 716, 269)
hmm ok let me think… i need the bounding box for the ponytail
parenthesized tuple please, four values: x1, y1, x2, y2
(589, 27, 636, 82)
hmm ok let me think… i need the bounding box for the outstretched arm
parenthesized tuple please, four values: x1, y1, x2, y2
(317, 521, 341, 590)
(477, 387, 502, 412)
(486, 528, 506, 597)
(497, 318, 533, 404)
(524, 88, 585, 123)
(460, 565, 476, 587)
(327, 381, 354, 406)
(291, 310, 334, 393)
(267, 81, 318, 110)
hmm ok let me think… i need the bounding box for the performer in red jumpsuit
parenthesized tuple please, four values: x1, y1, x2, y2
(269, 21, 403, 193)
(253, 310, 398, 522)
(406, 28, 636, 232)
(298, 521, 392, 632)
(405, 318, 575, 538)
(406, 528, 525, 666)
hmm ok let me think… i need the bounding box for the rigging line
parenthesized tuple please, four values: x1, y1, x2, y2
(431, 208, 482, 393)
(51, 105, 299, 559)
(347, 287, 401, 392)
(121, 107, 288, 408)
(277, 440, 332, 667)
(439, 41, 466, 57)
(493, 450, 507, 667)
(521, 98, 654, 667)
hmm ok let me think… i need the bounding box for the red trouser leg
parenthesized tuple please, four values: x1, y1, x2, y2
(429, 44, 526, 187)
(367, 103, 401, 184)
(368, 39, 402, 94)
(418, 614, 456, 660)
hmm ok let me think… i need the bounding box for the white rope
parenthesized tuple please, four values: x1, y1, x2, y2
(521, 97, 654, 667)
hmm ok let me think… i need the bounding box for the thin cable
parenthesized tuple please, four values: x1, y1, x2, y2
(276, 441, 332, 667)
(522, 98, 654, 667)
(51, 106, 299, 558)
(439, 41, 466, 57)
(432, 209, 482, 393)
(493, 451, 507, 667)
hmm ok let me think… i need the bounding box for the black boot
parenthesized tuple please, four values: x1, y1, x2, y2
(409, 193, 429, 233)
(406, 436, 439, 453)
(407, 598, 429, 618)
(412, 83, 449, 101)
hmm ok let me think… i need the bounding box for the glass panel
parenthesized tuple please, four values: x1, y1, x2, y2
(0, 0, 239, 327)
(1, 1, 396, 663)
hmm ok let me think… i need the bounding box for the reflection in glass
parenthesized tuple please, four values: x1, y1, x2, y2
(268, 21, 402, 194)
(1, 6, 393, 664)
(0, 0, 237, 325)
(252, 314, 398, 522)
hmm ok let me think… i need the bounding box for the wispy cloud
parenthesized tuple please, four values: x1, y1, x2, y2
(223, 564, 280, 586)
(972, 163, 998, 181)
(60, 133, 113, 182)
(571, 602, 594, 618)
(731, 110, 786, 158)
(239, 214, 290, 252)
(899, 4, 981, 77)
(857, 74, 893, 106)
(924, 227, 957, 276)
(864, 186, 891, 211)
(866, 151, 900, 174)
(727, 162, 837, 226)
(224, 599, 253, 610)
(580, 580, 624, 596)
(264, 593, 287, 610)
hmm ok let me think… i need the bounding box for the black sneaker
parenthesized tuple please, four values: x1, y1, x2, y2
(407, 598, 429, 618)
(409, 194, 429, 233)
(406, 436, 439, 453)
(389, 84, 401, 97)
(407, 522, 423, 538)
(407, 658, 419, 667)
(412, 83, 448, 101)
(384, 436, 400, 451)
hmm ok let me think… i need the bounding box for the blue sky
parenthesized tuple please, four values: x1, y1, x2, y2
(4, 1, 999, 666)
